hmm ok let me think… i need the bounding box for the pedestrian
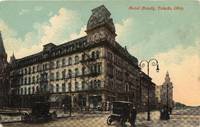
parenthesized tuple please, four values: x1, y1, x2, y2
(130, 107, 137, 127)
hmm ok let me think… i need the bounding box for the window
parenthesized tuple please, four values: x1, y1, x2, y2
(68, 83, 71, 92)
(37, 65, 40, 72)
(91, 51, 95, 60)
(96, 50, 100, 59)
(62, 69, 66, 79)
(75, 68, 79, 76)
(75, 55, 79, 64)
(32, 66, 35, 73)
(75, 82, 79, 91)
(28, 67, 31, 74)
(32, 76, 35, 84)
(50, 61, 55, 69)
(125, 84, 129, 92)
(32, 86, 35, 94)
(36, 86, 39, 93)
(56, 71, 59, 80)
(82, 81, 85, 90)
(82, 67, 85, 75)
(97, 64, 102, 73)
(21, 88, 23, 95)
(68, 57, 72, 65)
(82, 53, 85, 61)
(62, 83, 66, 92)
(56, 60, 60, 68)
(56, 84, 59, 93)
(62, 58, 66, 66)
(97, 80, 101, 88)
(28, 77, 31, 84)
(36, 75, 39, 83)
(25, 68, 27, 74)
(24, 87, 27, 95)
(50, 73, 54, 81)
(68, 69, 72, 78)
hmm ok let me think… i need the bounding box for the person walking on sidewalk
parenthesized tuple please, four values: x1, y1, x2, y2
(130, 107, 137, 127)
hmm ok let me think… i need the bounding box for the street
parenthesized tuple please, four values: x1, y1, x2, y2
(1, 107, 200, 127)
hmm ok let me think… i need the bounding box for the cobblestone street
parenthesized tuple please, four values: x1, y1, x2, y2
(1, 107, 200, 127)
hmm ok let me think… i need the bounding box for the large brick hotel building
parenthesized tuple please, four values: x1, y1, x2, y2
(0, 5, 156, 111)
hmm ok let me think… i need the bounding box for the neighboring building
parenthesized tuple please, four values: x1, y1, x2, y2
(160, 71, 174, 108)
(0, 32, 9, 108)
(138, 72, 156, 111)
(0, 5, 157, 111)
(155, 85, 161, 108)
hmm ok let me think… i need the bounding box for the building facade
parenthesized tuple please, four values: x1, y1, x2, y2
(0, 5, 157, 111)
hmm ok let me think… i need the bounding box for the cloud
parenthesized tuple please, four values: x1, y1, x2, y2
(69, 25, 86, 40)
(115, 17, 134, 45)
(19, 9, 29, 15)
(149, 40, 200, 106)
(34, 6, 43, 11)
(1, 8, 84, 59)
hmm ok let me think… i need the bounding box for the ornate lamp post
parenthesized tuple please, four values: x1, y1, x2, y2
(139, 58, 159, 121)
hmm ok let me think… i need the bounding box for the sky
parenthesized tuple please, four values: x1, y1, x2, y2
(0, 0, 200, 106)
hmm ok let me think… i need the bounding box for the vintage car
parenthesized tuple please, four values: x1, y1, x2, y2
(22, 101, 57, 123)
(107, 101, 133, 126)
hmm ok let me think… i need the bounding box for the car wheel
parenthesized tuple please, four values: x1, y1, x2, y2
(107, 116, 112, 125)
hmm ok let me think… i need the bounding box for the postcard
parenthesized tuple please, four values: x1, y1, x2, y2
(0, 0, 199, 127)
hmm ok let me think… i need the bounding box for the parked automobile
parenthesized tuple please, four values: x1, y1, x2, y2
(21, 101, 57, 123)
(107, 101, 134, 126)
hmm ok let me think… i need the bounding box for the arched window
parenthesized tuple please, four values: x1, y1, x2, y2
(36, 75, 39, 83)
(62, 58, 66, 66)
(68, 69, 72, 78)
(62, 69, 66, 79)
(91, 51, 95, 60)
(75, 55, 79, 64)
(68, 57, 72, 65)
(32, 76, 35, 84)
(82, 53, 85, 61)
(96, 50, 100, 59)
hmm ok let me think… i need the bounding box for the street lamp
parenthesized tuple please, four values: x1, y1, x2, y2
(139, 58, 159, 121)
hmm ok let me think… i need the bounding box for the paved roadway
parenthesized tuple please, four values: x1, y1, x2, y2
(1, 107, 200, 127)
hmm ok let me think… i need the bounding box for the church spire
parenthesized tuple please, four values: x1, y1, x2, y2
(165, 71, 170, 82)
